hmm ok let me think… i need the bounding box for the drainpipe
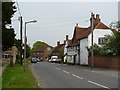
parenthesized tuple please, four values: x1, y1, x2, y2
(78, 45, 80, 65)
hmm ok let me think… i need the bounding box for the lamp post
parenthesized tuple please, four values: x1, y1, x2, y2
(24, 20, 37, 63)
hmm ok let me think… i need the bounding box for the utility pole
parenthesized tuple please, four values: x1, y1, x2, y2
(91, 12, 94, 69)
(20, 16, 23, 65)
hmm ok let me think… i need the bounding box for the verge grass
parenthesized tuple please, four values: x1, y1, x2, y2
(2, 63, 38, 88)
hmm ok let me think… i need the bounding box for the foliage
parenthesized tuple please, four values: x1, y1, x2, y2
(88, 25, 120, 56)
(14, 39, 21, 51)
(2, 2, 17, 51)
(26, 44, 31, 58)
(32, 41, 48, 52)
(2, 28, 16, 51)
(58, 51, 64, 60)
(117, 21, 120, 32)
(2, 2, 16, 28)
(103, 32, 120, 55)
(52, 46, 64, 59)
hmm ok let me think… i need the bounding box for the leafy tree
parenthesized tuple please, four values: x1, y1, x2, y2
(104, 32, 120, 55)
(32, 41, 48, 52)
(2, 2, 17, 51)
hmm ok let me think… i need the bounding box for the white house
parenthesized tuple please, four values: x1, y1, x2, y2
(64, 13, 116, 65)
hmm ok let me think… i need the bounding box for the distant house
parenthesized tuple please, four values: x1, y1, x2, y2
(32, 45, 52, 61)
(2, 50, 11, 60)
(64, 13, 115, 65)
(52, 41, 65, 60)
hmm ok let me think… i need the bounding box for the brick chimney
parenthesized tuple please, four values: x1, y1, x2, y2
(90, 12, 95, 27)
(76, 23, 78, 27)
(66, 35, 68, 41)
(96, 14, 100, 22)
(57, 41, 60, 46)
(64, 40, 66, 45)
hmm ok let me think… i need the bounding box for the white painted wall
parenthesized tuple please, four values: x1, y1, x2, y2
(67, 55, 73, 63)
(80, 38, 88, 65)
(88, 29, 113, 47)
(67, 46, 78, 64)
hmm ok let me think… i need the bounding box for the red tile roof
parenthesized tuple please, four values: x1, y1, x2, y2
(33, 45, 51, 53)
(67, 15, 116, 47)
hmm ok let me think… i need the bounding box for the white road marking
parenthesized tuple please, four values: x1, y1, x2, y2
(56, 68, 61, 70)
(83, 69, 95, 72)
(88, 80, 109, 89)
(63, 70, 70, 74)
(83, 69, 91, 72)
(72, 74, 83, 79)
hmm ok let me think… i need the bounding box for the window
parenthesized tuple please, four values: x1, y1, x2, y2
(98, 37, 106, 45)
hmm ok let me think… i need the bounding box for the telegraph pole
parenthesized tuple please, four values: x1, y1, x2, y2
(20, 16, 23, 65)
(91, 12, 94, 69)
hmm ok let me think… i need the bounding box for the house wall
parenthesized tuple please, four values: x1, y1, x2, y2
(88, 29, 113, 47)
(67, 46, 79, 64)
(67, 55, 73, 64)
(80, 38, 88, 65)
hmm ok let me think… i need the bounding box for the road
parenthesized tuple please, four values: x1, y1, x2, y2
(31, 62, 118, 89)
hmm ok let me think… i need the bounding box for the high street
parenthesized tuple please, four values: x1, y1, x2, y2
(31, 62, 118, 89)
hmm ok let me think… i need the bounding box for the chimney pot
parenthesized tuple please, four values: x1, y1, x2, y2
(66, 35, 68, 41)
(76, 23, 78, 27)
(96, 14, 100, 22)
(64, 40, 66, 45)
(57, 41, 60, 46)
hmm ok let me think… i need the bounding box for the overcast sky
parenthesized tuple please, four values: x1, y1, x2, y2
(12, 1, 118, 47)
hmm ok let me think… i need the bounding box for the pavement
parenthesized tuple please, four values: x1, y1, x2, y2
(31, 62, 119, 89)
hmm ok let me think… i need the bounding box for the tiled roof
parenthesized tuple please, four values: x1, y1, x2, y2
(53, 43, 64, 52)
(33, 45, 50, 53)
(2, 50, 11, 55)
(67, 17, 116, 47)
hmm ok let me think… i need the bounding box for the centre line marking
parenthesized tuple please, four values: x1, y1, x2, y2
(56, 68, 61, 70)
(88, 80, 109, 89)
(63, 70, 70, 74)
(72, 74, 83, 79)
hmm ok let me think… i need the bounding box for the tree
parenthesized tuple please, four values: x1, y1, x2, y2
(2, 2, 17, 51)
(32, 41, 48, 52)
(104, 32, 120, 55)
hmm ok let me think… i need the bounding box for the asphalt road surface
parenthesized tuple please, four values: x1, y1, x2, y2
(31, 62, 119, 89)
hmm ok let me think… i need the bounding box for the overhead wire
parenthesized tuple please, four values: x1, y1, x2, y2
(15, 0, 22, 17)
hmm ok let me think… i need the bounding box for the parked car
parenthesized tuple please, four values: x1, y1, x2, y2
(49, 56, 58, 63)
(55, 59, 62, 63)
(36, 58, 41, 62)
(31, 58, 37, 63)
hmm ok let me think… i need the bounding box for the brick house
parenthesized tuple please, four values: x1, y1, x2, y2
(51, 41, 65, 60)
(32, 45, 52, 61)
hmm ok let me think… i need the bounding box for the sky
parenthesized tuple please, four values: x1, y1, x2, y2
(12, 0, 119, 48)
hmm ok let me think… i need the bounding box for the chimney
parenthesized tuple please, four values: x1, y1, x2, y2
(57, 41, 60, 46)
(96, 14, 100, 22)
(76, 23, 78, 27)
(66, 35, 68, 41)
(64, 40, 66, 45)
(90, 12, 95, 27)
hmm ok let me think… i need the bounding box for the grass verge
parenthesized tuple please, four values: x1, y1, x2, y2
(2, 64, 38, 88)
